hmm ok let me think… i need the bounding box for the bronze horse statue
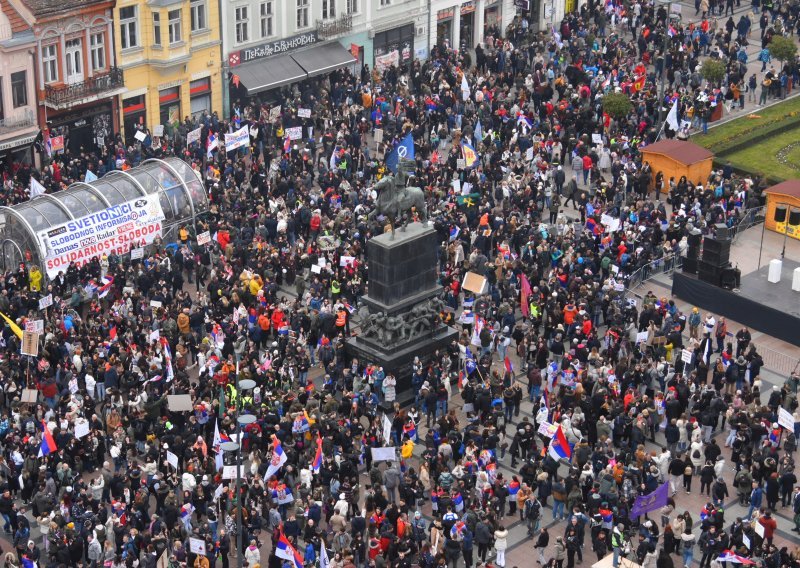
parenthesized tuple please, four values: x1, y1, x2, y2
(367, 174, 428, 237)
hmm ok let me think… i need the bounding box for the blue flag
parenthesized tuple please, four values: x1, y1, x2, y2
(629, 481, 669, 519)
(386, 133, 415, 174)
(474, 120, 483, 144)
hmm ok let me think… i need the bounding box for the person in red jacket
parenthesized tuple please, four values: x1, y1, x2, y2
(582, 154, 593, 185)
(758, 511, 777, 546)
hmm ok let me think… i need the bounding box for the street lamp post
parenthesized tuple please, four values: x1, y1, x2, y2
(656, 0, 673, 134)
(222, 377, 256, 568)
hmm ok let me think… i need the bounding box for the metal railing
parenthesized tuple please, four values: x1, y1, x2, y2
(730, 205, 766, 243)
(749, 342, 800, 377)
(0, 109, 36, 133)
(44, 67, 124, 108)
(621, 253, 684, 298)
(316, 14, 353, 39)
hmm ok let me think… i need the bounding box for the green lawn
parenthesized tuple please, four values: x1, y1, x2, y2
(693, 96, 800, 182)
(720, 127, 800, 181)
(694, 96, 800, 150)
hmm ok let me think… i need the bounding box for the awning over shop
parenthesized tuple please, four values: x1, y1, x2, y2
(235, 53, 308, 95)
(292, 43, 356, 79)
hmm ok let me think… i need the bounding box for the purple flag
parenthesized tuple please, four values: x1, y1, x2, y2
(629, 481, 669, 519)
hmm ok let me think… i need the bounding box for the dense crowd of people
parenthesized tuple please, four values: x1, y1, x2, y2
(0, 1, 797, 568)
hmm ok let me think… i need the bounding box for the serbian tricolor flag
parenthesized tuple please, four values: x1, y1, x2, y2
(402, 421, 416, 441)
(600, 507, 614, 523)
(548, 425, 572, 462)
(769, 426, 781, 445)
(586, 217, 603, 236)
(108, 325, 117, 341)
(38, 421, 57, 457)
(311, 435, 323, 473)
(716, 552, 756, 565)
(97, 275, 114, 299)
(276, 532, 304, 568)
(504, 356, 514, 375)
(507, 480, 520, 498)
(264, 435, 287, 480)
(20, 557, 35, 568)
(452, 492, 464, 512)
(180, 503, 194, 519)
(668, 25, 677, 37)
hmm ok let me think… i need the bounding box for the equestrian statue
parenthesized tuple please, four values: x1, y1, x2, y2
(367, 159, 428, 238)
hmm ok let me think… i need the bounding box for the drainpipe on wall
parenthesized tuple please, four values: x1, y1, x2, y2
(427, 0, 432, 59)
(219, 0, 230, 120)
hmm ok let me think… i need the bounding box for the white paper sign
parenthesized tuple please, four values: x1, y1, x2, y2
(371, 446, 397, 462)
(25, 320, 44, 334)
(189, 538, 206, 556)
(153, 125, 164, 137)
(382, 414, 392, 444)
(742, 534, 750, 549)
(635, 331, 649, 344)
(38, 294, 53, 310)
(187, 127, 202, 146)
(779, 407, 796, 430)
(197, 231, 212, 246)
(340, 256, 355, 267)
(374, 129, 384, 144)
(592, 133, 603, 144)
(286, 126, 303, 140)
(457, 159, 466, 169)
(149, 330, 160, 343)
(134, 130, 147, 142)
(538, 421, 559, 438)
(681, 349, 693, 363)
(150, 300, 163, 309)
(754, 520, 765, 538)
(526, 147, 534, 161)
(298, 108, 311, 118)
(225, 126, 250, 153)
(166, 450, 179, 470)
(311, 264, 322, 274)
(74, 420, 90, 439)
(222, 465, 239, 480)
(270, 106, 282, 120)
(130, 247, 145, 260)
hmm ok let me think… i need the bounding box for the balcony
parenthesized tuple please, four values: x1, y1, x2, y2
(0, 109, 36, 135)
(316, 14, 353, 40)
(44, 67, 125, 110)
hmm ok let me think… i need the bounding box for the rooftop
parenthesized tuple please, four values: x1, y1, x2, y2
(640, 139, 714, 165)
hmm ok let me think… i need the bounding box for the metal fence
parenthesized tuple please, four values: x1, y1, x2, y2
(730, 206, 766, 243)
(749, 342, 800, 377)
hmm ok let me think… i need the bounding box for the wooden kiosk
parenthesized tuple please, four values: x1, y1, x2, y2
(639, 139, 714, 193)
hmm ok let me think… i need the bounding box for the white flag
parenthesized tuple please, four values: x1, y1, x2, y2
(666, 100, 679, 132)
(29, 177, 46, 199)
(461, 73, 470, 101)
(320, 539, 330, 568)
(84, 169, 98, 183)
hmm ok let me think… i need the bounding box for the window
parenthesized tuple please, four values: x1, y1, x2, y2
(190, 0, 206, 31)
(90, 33, 105, 71)
(322, 0, 335, 19)
(65, 38, 83, 83)
(10, 71, 26, 108)
(42, 44, 58, 83)
(153, 12, 161, 46)
(380, 0, 390, 5)
(0, 81, 4, 120)
(168, 9, 182, 43)
(296, 0, 309, 28)
(235, 6, 249, 43)
(346, 0, 358, 13)
(260, 1, 273, 37)
(119, 6, 138, 49)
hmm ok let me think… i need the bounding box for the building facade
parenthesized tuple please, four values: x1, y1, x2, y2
(220, 0, 428, 118)
(113, 0, 222, 145)
(10, 0, 125, 155)
(428, 0, 516, 53)
(0, 1, 39, 167)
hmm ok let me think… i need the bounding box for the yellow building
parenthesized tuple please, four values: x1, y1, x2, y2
(113, 0, 222, 145)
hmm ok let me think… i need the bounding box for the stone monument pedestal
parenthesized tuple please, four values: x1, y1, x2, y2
(346, 222, 458, 407)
